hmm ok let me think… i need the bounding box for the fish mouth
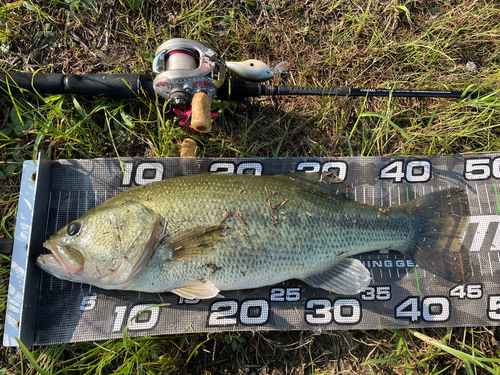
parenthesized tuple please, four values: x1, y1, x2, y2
(38, 241, 84, 275)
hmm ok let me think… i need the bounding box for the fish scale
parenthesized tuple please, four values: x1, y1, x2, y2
(119, 174, 414, 292)
(37, 173, 471, 298)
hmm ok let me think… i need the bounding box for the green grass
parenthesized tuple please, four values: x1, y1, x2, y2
(1, 0, 500, 373)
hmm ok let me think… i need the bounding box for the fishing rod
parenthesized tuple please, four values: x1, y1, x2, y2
(0, 70, 480, 100)
(0, 38, 492, 132)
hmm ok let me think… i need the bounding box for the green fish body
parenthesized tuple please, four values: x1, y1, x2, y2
(37, 173, 471, 299)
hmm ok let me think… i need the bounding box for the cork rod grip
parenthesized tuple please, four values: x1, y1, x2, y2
(190, 91, 211, 132)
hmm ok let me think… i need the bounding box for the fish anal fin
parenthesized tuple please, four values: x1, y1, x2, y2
(172, 280, 220, 299)
(301, 258, 371, 295)
(169, 225, 225, 261)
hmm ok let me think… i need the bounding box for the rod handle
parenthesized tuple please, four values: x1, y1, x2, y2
(65, 74, 142, 97)
(0, 72, 66, 94)
(0, 71, 144, 98)
(190, 91, 212, 132)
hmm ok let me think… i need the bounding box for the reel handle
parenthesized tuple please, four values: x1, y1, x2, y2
(190, 91, 212, 133)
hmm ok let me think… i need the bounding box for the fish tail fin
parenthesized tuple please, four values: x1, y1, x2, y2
(402, 188, 471, 284)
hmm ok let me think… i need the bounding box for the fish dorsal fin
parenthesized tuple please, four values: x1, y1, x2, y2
(168, 225, 225, 261)
(276, 172, 354, 201)
(301, 258, 371, 295)
(172, 280, 220, 299)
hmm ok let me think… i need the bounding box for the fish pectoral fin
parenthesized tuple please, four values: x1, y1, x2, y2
(172, 280, 220, 299)
(169, 225, 225, 261)
(301, 258, 371, 295)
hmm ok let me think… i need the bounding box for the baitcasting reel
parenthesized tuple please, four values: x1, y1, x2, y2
(152, 39, 226, 110)
(152, 38, 288, 132)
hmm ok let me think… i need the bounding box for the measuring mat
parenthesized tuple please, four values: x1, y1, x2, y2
(5, 154, 500, 346)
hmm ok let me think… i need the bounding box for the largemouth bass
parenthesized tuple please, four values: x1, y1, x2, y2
(37, 173, 471, 299)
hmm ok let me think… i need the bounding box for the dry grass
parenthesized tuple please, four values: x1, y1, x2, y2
(1, 0, 500, 373)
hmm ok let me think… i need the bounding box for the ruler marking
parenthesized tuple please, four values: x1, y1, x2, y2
(485, 183, 492, 214)
(398, 186, 401, 206)
(55, 191, 62, 230)
(475, 184, 482, 214)
(66, 191, 71, 225)
(77, 191, 84, 290)
(488, 252, 493, 276)
(414, 186, 421, 289)
(62, 191, 70, 292)
(414, 268, 421, 293)
(44, 190, 52, 240)
(477, 253, 483, 276)
(77, 190, 80, 214)
(494, 183, 500, 213)
(40, 187, 52, 293)
(50, 191, 62, 291)
(465, 186, 474, 216)
(491, 221, 500, 250)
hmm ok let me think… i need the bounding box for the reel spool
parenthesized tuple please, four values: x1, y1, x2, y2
(152, 39, 225, 109)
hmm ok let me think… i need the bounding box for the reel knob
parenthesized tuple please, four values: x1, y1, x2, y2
(190, 92, 212, 133)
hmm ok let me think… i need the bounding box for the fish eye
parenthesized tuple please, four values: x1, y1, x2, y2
(67, 222, 81, 236)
